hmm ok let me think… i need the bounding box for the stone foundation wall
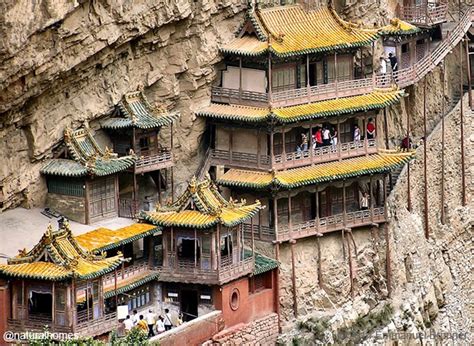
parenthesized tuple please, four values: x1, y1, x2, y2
(46, 193, 86, 224)
(211, 313, 279, 345)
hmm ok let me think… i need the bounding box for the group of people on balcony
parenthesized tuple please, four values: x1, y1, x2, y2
(296, 119, 376, 154)
(123, 308, 182, 338)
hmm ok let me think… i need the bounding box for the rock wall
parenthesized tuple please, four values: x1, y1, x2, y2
(0, 0, 247, 211)
(210, 313, 279, 345)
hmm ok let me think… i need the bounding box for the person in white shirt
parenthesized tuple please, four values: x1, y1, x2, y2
(164, 308, 173, 330)
(156, 315, 166, 334)
(123, 315, 134, 333)
(131, 309, 139, 325)
(146, 309, 156, 337)
(379, 56, 387, 74)
(322, 127, 331, 146)
(353, 124, 361, 143)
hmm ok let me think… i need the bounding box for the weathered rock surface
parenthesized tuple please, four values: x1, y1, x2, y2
(0, 0, 246, 210)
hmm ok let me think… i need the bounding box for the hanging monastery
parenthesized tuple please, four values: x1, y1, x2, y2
(0, 0, 472, 344)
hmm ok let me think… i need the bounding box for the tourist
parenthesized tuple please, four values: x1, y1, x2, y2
(401, 136, 412, 151)
(123, 315, 134, 333)
(353, 124, 361, 143)
(360, 192, 369, 210)
(379, 56, 388, 85)
(322, 126, 331, 146)
(330, 126, 338, 148)
(297, 133, 308, 154)
(314, 127, 323, 148)
(366, 118, 375, 139)
(388, 52, 398, 72)
(146, 309, 156, 337)
(176, 312, 184, 326)
(164, 308, 173, 331)
(137, 315, 148, 333)
(156, 316, 166, 334)
(131, 309, 139, 325)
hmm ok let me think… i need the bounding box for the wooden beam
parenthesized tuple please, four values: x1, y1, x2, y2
(216, 224, 221, 268)
(423, 77, 429, 239)
(273, 196, 279, 240)
(466, 36, 472, 108)
(342, 181, 347, 226)
(274, 242, 281, 332)
(52, 282, 56, 330)
(257, 129, 261, 169)
(306, 54, 311, 102)
(384, 224, 392, 297)
(441, 60, 446, 225)
(407, 96, 411, 212)
(383, 108, 389, 149)
(316, 236, 323, 288)
(251, 215, 255, 258)
(334, 52, 338, 98)
(194, 228, 198, 268)
(460, 41, 467, 207)
(239, 57, 243, 100)
(370, 176, 374, 222)
(114, 269, 118, 307)
(290, 240, 298, 317)
(346, 233, 354, 299)
(170, 124, 174, 202)
(270, 131, 275, 166)
(268, 53, 272, 104)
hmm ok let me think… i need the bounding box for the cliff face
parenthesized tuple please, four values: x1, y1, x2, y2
(0, 0, 246, 210)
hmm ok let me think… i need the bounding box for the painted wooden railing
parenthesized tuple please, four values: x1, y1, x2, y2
(209, 148, 271, 169)
(135, 151, 173, 174)
(158, 256, 254, 285)
(76, 312, 118, 337)
(398, 2, 448, 26)
(242, 223, 275, 241)
(277, 207, 386, 242)
(102, 261, 149, 290)
(211, 7, 472, 107)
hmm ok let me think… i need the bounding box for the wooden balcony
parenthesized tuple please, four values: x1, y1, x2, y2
(210, 139, 377, 171)
(118, 198, 138, 218)
(277, 207, 386, 242)
(211, 87, 268, 107)
(135, 151, 173, 174)
(398, 3, 448, 27)
(243, 223, 275, 242)
(158, 256, 254, 285)
(75, 312, 118, 337)
(8, 316, 72, 335)
(274, 139, 377, 170)
(102, 261, 152, 294)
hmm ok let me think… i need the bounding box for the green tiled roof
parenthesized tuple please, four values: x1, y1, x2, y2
(41, 125, 135, 177)
(102, 91, 180, 130)
(103, 272, 159, 299)
(244, 250, 279, 275)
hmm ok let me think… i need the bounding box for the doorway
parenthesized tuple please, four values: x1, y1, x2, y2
(180, 290, 198, 322)
(29, 291, 52, 320)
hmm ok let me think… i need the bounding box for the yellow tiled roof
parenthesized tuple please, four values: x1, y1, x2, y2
(76, 223, 159, 253)
(218, 151, 414, 189)
(380, 18, 420, 35)
(222, 5, 379, 57)
(221, 35, 268, 56)
(197, 89, 404, 124)
(141, 176, 262, 228)
(0, 223, 123, 281)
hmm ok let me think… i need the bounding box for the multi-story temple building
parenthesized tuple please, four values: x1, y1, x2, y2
(197, 2, 420, 317)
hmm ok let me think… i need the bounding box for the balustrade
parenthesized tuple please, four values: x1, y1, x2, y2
(135, 151, 173, 174)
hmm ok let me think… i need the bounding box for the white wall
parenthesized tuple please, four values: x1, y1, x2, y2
(222, 66, 266, 93)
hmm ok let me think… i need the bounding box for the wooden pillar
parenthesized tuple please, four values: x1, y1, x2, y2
(334, 52, 338, 98)
(407, 98, 411, 212)
(273, 196, 279, 240)
(309, 124, 314, 163)
(114, 269, 118, 306)
(251, 215, 255, 257)
(258, 209, 263, 240)
(268, 53, 272, 104)
(383, 175, 388, 218)
(441, 60, 446, 224)
(465, 36, 472, 108)
(316, 236, 323, 288)
(460, 41, 467, 206)
(71, 278, 76, 328)
(371, 42, 376, 84)
(270, 130, 275, 167)
(290, 240, 298, 317)
(84, 181, 90, 225)
(337, 119, 342, 160)
(238, 57, 243, 100)
(342, 181, 347, 225)
(315, 187, 319, 226)
(257, 129, 261, 169)
(216, 224, 221, 268)
(274, 242, 281, 332)
(86, 281, 90, 321)
(194, 228, 198, 268)
(370, 176, 374, 222)
(170, 124, 174, 202)
(287, 191, 292, 233)
(158, 170, 162, 204)
(306, 54, 311, 102)
(171, 227, 176, 270)
(121, 245, 125, 279)
(346, 233, 354, 299)
(362, 117, 368, 155)
(229, 127, 234, 162)
(132, 127, 138, 215)
(282, 128, 286, 167)
(51, 282, 56, 329)
(384, 224, 392, 297)
(423, 78, 429, 239)
(383, 108, 389, 149)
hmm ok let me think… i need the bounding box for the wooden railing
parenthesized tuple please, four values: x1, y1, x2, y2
(76, 312, 118, 337)
(158, 256, 254, 285)
(277, 207, 386, 242)
(118, 198, 138, 218)
(243, 223, 275, 241)
(102, 261, 149, 290)
(398, 3, 448, 26)
(210, 7, 472, 108)
(210, 149, 271, 169)
(274, 139, 377, 170)
(135, 151, 173, 174)
(8, 317, 72, 335)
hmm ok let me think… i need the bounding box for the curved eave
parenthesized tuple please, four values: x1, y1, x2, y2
(92, 157, 136, 177)
(103, 272, 160, 299)
(76, 257, 124, 280)
(140, 212, 217, 229)
(196, 110, 269, 123)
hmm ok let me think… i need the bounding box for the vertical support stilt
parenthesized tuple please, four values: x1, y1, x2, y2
(274, 242, 281, 332)
(423, 78, 429, 239)
(384, 224, 392, 297)
(290, 240, 298, 318)
(460, 42, 467, 206)
(170, 124, 174, 202)
(383, 107, 389, 149)
(441, 60, 446, 224)
(346, 232, 354, 299)
(316, 236, 323, 288)
(465, 35, 472, 108)
(407, 98, 412, 211)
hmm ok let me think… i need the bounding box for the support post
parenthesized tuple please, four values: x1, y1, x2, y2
(251, 215, 255, 258)
(270, 130, 275, 167)
(346, 233, 354, 299)
(274, 242, 281, 332)
(268, 53, 272, 104)
(309, 124, 314, 164)
(158, 170, 162, 204)
(316, 236, 323, 288)
(383, 108, 389, 149)
(194, 228, 197, 267)
(407, 99, 411, 211)
(334, 52, 338, 98)
(282, 128, 286, 167)
(114, 269, 118, 307)
(441, 61, 446, 224)
(170, 124, 174, 202)
(288, 191, 292, 234)
(216, 224, 221, 268)
(337, 119, 342, 160)
(315, 187, 319, 226)
(290, 240, 298, 317)
(423, 78, 429, 239)
(132, 127, 138, 216)
(273, 196, 279, 240)
(257, 129, 261, 168)
(466, 36, 472, 108)
(306, 54, 311, 102)
(238, 57, 243, 100)
(342, 181, 347, 226)
(229, 127, 234, 163)
(384, 224, 392, 297)
(52, 282, 56, 330)
(370, 176, 374, 222)
(460, 41, 467, 206)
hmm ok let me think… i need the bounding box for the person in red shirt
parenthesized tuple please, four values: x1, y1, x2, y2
(366, 118, 375, 139)
(313, 127, 323, 148)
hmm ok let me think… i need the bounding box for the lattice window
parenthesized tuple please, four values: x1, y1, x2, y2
(47, 177, 84, 197)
